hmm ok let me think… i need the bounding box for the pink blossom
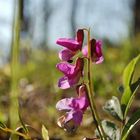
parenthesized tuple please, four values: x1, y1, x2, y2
(82, 39, 104, 64)
(56, 84, 89, 130)
(56, 29, 84, 61)
(56, 58, 84, 89)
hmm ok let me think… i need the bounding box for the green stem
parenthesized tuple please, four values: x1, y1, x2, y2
(84, 28, 107, 140)
(120, 119, 126, 136)
(0, 127, 31, 140)
(10, 0, 21, 129)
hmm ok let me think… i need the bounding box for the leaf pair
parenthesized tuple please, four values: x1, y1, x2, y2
(121, 54, 140, 140)
(121, 54, 140, 118)
(103, 54, 140, 140)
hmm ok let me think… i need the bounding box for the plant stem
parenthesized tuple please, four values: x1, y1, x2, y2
(84, 28, 107, 140)
(0, 127, 31, 140)
(10, 0, 21, 130)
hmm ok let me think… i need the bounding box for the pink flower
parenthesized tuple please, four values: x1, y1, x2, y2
(56, 97, 87, 124)
(56, 29, 84, 61)
(56, 58, 84, 89)
(56, 84, 89, 131)
(82, 39, 104, 64)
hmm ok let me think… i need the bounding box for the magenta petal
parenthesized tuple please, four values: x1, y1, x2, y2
(94, 40, 104, 64)
(56, 97, 88, 126)
(56, 38, 81, 51)
(71, 97, 89, 111)
(82, 39, 104, 64)
(75, 58, 84, 77)
(82, 46, 88, 57)
(58, 74, 81, 89)
(77, 97, 89, 110)
(57, 58, 84, 89)
(76, 85, 89, 110)
(56, 98, 74, 111)
(75, 58, 84, 70)
(72, 110, 83, 125)
(64, 111, 73, 123)
(58, 76, 71, 89)
(64, 110, 83, 125)
(56, 58, 84, 76)
(59, 49, 75, 61)
(76, 29, 84, 47)
(95, 56, 104, 64)
(56, 96, 89, 111)
(56, 62, 75, 76)
(68, 73, 81, 86)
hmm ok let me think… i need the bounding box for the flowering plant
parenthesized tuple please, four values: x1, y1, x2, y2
(56, 28, 140, 140)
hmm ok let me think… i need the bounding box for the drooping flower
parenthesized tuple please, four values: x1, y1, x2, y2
(56, 57, 84, 89)
(56, 97, 87, 124)
(82, 39, 104, 64)
(56, 29, 84, 61)
(56, 84, 89, 131)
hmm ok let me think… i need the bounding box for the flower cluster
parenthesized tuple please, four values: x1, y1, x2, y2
(56, 29, 104, 131)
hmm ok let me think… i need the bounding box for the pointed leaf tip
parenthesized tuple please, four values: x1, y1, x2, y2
(42, 125, 49, 140)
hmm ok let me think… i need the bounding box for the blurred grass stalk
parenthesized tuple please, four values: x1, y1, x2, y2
(10, 0, 21, 129)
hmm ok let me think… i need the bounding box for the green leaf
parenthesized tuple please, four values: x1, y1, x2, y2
(42, 125, 49, 140)
(122, 54, 140, 87)
(121, 54, 140, 117)
(121, 109, 140, 140)
(103, 96, 123, 121)
(96, 120, 120, 140)
(18, 110, 29, 133)
(130, 78, 140, 92)
(121, 78, 140, 118)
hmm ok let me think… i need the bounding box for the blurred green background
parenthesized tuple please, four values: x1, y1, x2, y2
(0, 0, 140, 139)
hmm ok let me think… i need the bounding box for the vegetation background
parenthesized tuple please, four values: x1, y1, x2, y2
(0, 0, 140, 139)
